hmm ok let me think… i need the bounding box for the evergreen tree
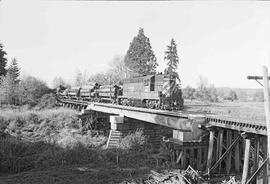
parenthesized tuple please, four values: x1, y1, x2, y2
(0, 43, 7, 77)
(164, 39, 179, 74)
(8, 58, 20, 83)
(124, 28, 158, 76)
(0, 73, 19, 105)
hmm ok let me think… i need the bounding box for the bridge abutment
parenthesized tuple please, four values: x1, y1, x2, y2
(106, 115, 173, 149)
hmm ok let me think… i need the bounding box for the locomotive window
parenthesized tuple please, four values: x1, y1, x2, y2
(150, 76, 155, 91)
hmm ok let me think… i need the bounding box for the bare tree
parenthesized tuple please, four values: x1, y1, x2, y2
(52, 76, 66, 89)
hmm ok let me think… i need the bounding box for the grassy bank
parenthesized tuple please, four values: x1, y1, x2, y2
(0, 107, 158, 184)
(0, 107, 107, 147)
(0, 108, 109, 174)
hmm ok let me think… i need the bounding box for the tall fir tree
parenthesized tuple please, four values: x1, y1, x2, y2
(163, 39, 184, 109)
(124, 28, 158, 76)
(164, 39, 179, 74)
(0, 43, 7, 77)
(8, 58, 20, 83)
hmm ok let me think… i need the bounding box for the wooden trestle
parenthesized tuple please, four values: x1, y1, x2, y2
(205, 127, 268, 184)
(57, 98, 270, 183)
(164, 140, 208, 170)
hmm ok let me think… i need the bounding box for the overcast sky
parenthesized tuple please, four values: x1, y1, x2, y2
(1, 1, 270, 88)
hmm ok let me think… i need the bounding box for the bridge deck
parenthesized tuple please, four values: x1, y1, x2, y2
(87, 103, 202, 131)
(58, 98, 207, 131)
(207, 115, 266, 135)
(58, 98, 267, 135)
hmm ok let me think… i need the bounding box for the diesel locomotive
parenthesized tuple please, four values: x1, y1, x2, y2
(57, 73, 183, 110)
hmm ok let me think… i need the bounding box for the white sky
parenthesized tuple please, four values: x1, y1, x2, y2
(1, 1, 270, 88)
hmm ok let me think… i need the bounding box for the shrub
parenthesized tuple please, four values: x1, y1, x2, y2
(18, 75, 51, 106)
(37, 93, 57, 109)
(118, 130, 148, 151)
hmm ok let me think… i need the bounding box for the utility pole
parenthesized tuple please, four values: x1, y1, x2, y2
(262, 66, 270, 156)
(247, 66, 270, 183)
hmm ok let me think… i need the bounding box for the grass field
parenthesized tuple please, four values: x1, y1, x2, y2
(184, 100, 265, 122)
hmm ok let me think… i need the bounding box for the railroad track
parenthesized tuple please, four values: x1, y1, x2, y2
(57, 97, 267, 135)
(207, 116, 267, 135)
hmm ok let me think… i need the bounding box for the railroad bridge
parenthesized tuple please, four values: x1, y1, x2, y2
(57, 98, 269, 184)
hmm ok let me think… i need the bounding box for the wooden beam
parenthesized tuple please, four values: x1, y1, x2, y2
(190, 148, 195, 169)
(206, 130, 215, 173)
(226, 130, 232, 174)
(217, 130, 224, 172)
(242, 138, 251, 184)
(198, 148, 202, 170)
(181, 148, 186, 169)
(176, 150, 183, 164)
(208, 135, 241, 174)
(247, 75, 270, 80)
(253, 137, 260, 183)
(234, 132, 240, 173)
(246, 157, 269, 184)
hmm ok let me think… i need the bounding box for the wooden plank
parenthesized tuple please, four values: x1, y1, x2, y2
(254, 137, 260, 183)
(218, 130, 224, 172)
(242, 138, 251, 184)
(226, 130, 232, 174)
(176, 150, 183, 164)
(190, 148, 195, 169)
(198, 148, 202, 170)
(203, 148, 207, 170)
(234, 132, 240, 173)
(206, 130, 215, 174)
(181, 148, 186, 169)
(106, 130, 113, 149)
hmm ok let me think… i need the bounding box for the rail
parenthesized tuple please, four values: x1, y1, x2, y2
(57, 97, 267, 135)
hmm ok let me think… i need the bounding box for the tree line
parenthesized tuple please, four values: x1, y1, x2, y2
(0, 43, 51, 107)
(182, 79, 264, 103)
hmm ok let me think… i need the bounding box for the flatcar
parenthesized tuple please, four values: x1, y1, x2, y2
(95, 85, 121, 103)
(67, 86, 81, 99)
(79, 83, 99, 100)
